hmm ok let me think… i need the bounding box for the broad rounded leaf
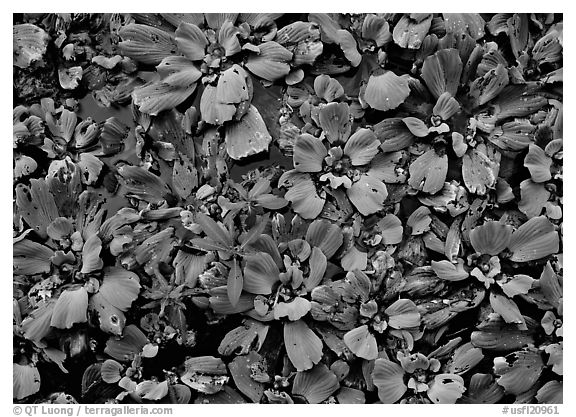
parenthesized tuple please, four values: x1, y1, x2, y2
(14, 239, 54, 275)
(274, 297, 311, 321)
(15, 179, 59, 239)
(447, 343, 484, 375)
(362, 14, 391, 47)
(318, 102, 351, 144)
(421, 49, 463, 100)
(365, 71, 411, 111)
(279, 171, 325, 220)
(175, 22, 207, 61)
(460, 373, 504, 404)
(343, 128, 379, 166)
(470, 221, 512, 255)
(468, 64, 509, 108)
(104, 324, 148, 362)
(372, 359, 407, 403)
(347, 174, 388, 216)
(431, 259, 469, 281)
(305, 219, 344, 259)
(519, 179, 550, 218)
(218, 320, 269, 356)
(433, 92, 461, 120)
(243, 252, 280, 295)
(228, 351, 265, 402)
(245, 41, 292, 82)
(50, 287, 88, 329)
(283, 320, 323, 372)
(13, 24, 49, 68)
(524, 144, 552, 183)
(490, 293, 525, 327)
(292, 364, 340, 404)
(407, 206, 431, 235)
(119, 24, 177, 65)
(402, 117, 429, 138)
(90, 292, 126, 336)
(499, 275, 535, 298)
(313, 74, 344, 102)
(137, 380, 169, 400)
(385, 299, 420, 329)
(408, 149, 448, 194)
(493, 349, 544, 395)
(209, 286, 254, 315)
(462, 149, 497, 195)
(377, 214, 403, 244)
(393, 14, 433, 49)
(508, 216, 559, 262)
(536, 380, 563, 404)
(343, 325, 377, 360)
(225, 105, 272, 160)
(99, 267, 140, 312)
(101, 359, 123, 384)
(444, 13, 486, 40)
(293, 134, 327, 173)
(13, 363, 41, 400)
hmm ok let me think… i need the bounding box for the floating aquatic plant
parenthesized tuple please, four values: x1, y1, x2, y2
(13, 12, 562, 405)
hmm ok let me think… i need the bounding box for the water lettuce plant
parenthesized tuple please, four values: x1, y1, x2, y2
(13, 12, 562, 405)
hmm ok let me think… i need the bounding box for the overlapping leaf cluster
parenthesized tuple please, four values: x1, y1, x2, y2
(13, 13, 562, 405)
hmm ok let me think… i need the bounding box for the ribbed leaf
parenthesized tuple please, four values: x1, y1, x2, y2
(408, 149, 448, 194)
(493, 349, 544, 395)
(13, 24, 50, 68)
(385, 299, 420, 329)
(243, 253, 280, 294)
(347, 174, 388, 216)
(365, 71, 411, 111)
(393, 14, 432, 49)
(283, 320, 323, 372)
(318, 102, 351, 144)
(81, 235, 103, 274)
(292, 364, 340, 404)
(293, 134, 327, 173)
(50, 287, 88, 329)
(508, 216, 559, 262)
(228, 351, 265, 402)
(119, 24, 177, 65)
(99, 267, 140, 312)
(421, 49, 463, 100)
(343, 325, 377, 360)
(279, 170, 325, 220)
(13, 363, 41, 400)
(372, 359, 407, 403)
(343, 128, 379, 166)
(104, 324, 148, 362)
(245, 41, 292, 82)
(175, 22, 207, 61)
(444, 13, 485, 40)
(470, 221, 512, 255)
(15, 179, 59, 239)
(225, 105, 272, 160)
(13, 239, 54, 275)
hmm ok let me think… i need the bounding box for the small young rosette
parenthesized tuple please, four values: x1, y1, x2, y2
(280, 126, 389, 218)
(372, 351, 466, 404)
